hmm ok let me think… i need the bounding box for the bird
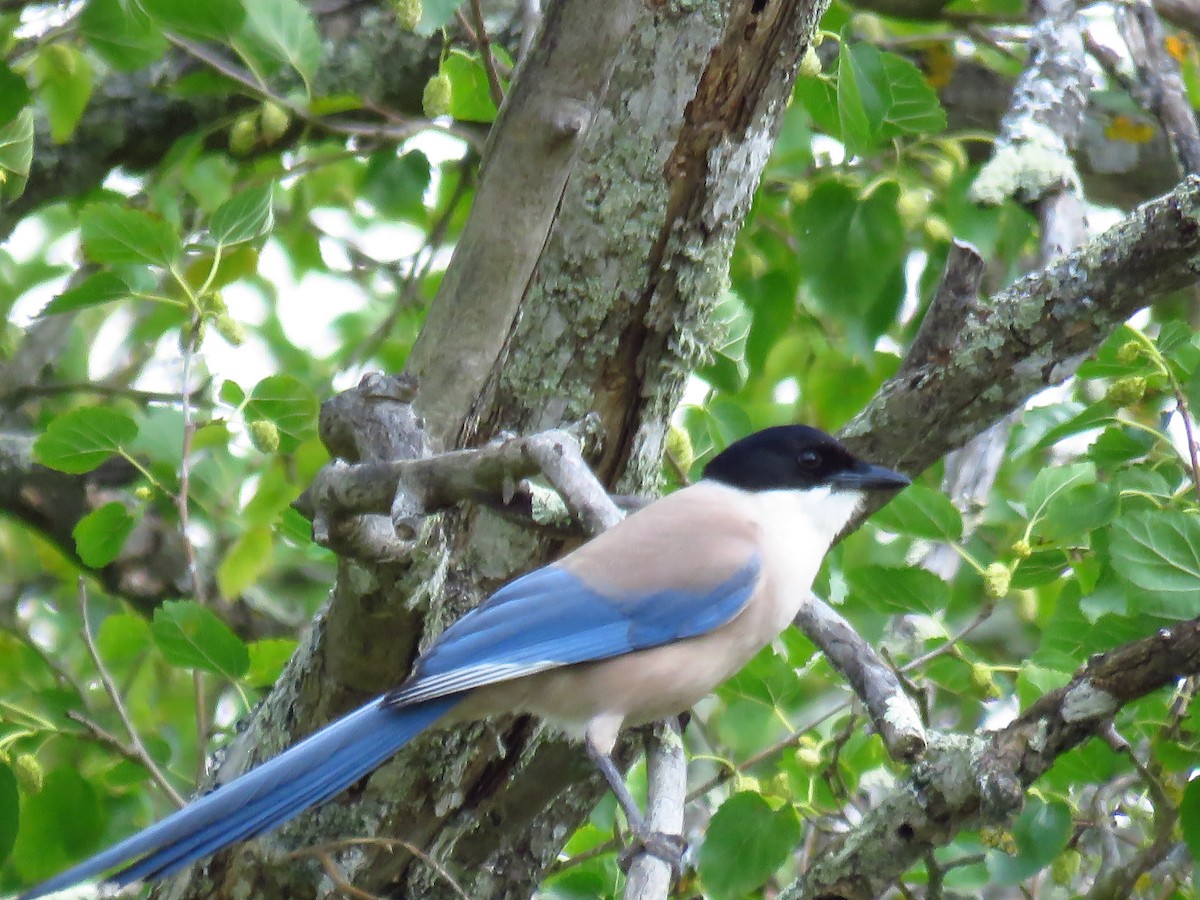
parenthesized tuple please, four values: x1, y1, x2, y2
(20, 424, 909, 898)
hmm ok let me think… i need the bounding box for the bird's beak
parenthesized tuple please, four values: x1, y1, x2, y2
(830, 462, 911, 492)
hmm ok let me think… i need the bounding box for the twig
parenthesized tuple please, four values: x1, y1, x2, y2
(1, 379, 210, 406)
(286, 837, 470, 900)
(517, 0, 541, 61)
(351, 157, 476, 365)
(175, 319, 210, 783)
(1084, 29, 1147, 101)
(1117, 0, 1200, 175)
(458, 0, 507, 107)
(622, 719, 686, 900)
(77, 579, 186, 807)
(525, 428, 623, 534)
(161, 31, 478, 150)
(0, 602, 89, 698)
(1172, 392, 1200, 504)
(317, 851, 379, 900)
(793, 595, 927, 762)
(1086, 740, 1180, 898)
(684, 605, 993, 803)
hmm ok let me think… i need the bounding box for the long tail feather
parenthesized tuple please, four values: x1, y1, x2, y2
(21, 695, 462, 899)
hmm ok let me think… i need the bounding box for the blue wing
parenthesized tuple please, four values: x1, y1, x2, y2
(386, 555, 760, 706)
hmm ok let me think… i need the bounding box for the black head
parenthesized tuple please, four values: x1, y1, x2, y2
(701, 425, 910, 494)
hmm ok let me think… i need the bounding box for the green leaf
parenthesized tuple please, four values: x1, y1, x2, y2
(39, 271, 130, 316)
(988, 797, 1071, 883)
(141, 0, 245, 40)
(245, 637, 297, 687)
(0, 762, 16, 865)
(33, 45, 94, 143)
(216, 527, 274, 597)
(242, 0, 322, 85)
(73, 502, 139, 567)
(415, 0, 463, 35)
(0, 109, 34, 201)
(871, 483, 962, 541)
(698, 292, 752, 392)
(151, 600, 250, 678)
(9, 768, 104, 881)
(1026, 462, 1095, 521)
(1042, 482, 1117, 542)
(81, 0, 169, 70)
(876, 51, 947, 136)
(1029, 402, 1112, 452)
(96, 612, 152, 667)
(836, 42, 876, 155)
(836, 42, 945, 155)
(846, 565, 949, 614)
(1010, 548, 1070, 588)
(210, 183, 275, 245)
(34, 408, 138, 474)
(244, 374, 318, 452)
(1110, 510, 1200, 618)
(444, 49, 498, 123)
(793, 179, 905, 348)
(795, 74, 839, 139)
(220, 379, 246, 407)
(80, 204, 181, 266)
(699, 792, 802, 899)
(0, 61, 31, 128)
(363, 149, 431, 223)
(1034, 581, 1149, 671)
(720, 644, 809, 709)
(1180, 777, 1200, 875)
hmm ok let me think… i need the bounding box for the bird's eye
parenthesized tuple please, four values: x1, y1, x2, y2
(798, 449, 822, 470)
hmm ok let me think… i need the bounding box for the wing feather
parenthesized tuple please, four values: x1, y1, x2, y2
(386, 560, 758, 706)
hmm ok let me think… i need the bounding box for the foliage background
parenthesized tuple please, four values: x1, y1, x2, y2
(0, 0, 1199, 897)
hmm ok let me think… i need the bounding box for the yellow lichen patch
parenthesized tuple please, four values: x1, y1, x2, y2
(1104, 114, 1156, 144)
(1165, 33, 1190, 62)
(919, 42, 956, 89)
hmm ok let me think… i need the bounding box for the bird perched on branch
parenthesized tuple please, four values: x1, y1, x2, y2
(22, 424, 908, 898)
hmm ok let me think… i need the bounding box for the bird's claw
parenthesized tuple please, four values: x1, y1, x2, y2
(618, 831, 687, 880)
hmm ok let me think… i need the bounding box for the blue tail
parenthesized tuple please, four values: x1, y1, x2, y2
(20, 694, 463, 899)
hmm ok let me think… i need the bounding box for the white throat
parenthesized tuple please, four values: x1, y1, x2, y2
(741, 485, 865, 629)
(752, 485, 865, 551)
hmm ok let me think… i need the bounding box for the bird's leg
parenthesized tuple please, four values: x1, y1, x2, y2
(584, 735, 686, 877)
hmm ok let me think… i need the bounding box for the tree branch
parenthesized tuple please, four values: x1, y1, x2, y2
(844, 175, 1200, 482)
(780, 617, 1200, 899)
(793, 596, 927, 762)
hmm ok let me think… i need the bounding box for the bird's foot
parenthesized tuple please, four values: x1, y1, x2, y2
(618, 831, 687, 880)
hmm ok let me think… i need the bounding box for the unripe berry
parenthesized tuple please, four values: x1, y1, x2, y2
(1106, 375, 1147, 407)
(799, 46, 822, 77)
(393, 0, 422, 31)
(422, 73, 452, 118)
(214, 314, 246, 347)
(665, 423, 694, 476)
(1051, 848, 1081, 884)
(228, 114, 258, 157)
(923, 215, 953, 244)
(795, 745, 822, 768)
(1115, 340, 1142, 366)
(969, 662, 1001, 699)
(248, 419, 280, 453)
(259, 101, 290, 144)
(983, 562, 1010, 599)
